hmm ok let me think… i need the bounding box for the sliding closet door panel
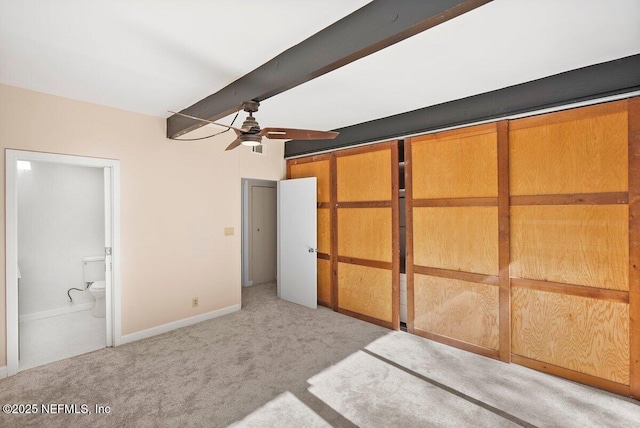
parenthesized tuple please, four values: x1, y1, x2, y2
(509, 101, 627, 196)
(414, 274, 499, 350)
(413, 206, 498, 275)
(337, 208, 392, 262)
(290, 159, 331, 202)
(337, 149, 392, 202)
(512, 287, 629, 385)
(511, 205, 629, 290)
(318, 258, 332, 305)
(408, 124, 501, 357)
(335, 142, 399, 329)
(338, 262, 393, 322)
(412, 125, 498, 199)
(508, 99, 633, 394)
(317, 208, 331, 254)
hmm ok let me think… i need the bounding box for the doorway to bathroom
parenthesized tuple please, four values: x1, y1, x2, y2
(241, 179, 277, 291)
(5, 150, 121, 376)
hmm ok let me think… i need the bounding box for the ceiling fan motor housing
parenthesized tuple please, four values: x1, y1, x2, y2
(241, 116, 260, 132)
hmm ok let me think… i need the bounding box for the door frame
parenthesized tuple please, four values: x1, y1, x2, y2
(241, 178, 277, 287)
(5, 149, 121, 376)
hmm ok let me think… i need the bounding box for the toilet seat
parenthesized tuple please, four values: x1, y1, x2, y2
(90, 280, 106, 290)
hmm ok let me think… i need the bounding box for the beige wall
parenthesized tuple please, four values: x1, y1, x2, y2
(0, 84, 286, 367)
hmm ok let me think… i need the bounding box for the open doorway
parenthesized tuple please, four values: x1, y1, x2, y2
(241, 179, 277, 291)
(5, 150, 121, 376)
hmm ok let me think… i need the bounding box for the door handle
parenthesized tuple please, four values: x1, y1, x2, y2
(308, 248, 317, 253)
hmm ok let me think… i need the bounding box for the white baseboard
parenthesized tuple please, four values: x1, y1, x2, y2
(119, 304, 241, 345)
(20, 302, 94, 323)
(0, 366, 7, 379)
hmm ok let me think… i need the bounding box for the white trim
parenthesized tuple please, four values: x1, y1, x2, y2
(5, 150, 122, 376)
(103, 166, 113, 348)
(19, 303, 94, 323)
(241, 180, 250, 287)
(0, 366, 7, 380)
(6, 153, 18, 376)
(112, 161, 122, 346)
(285, 90, 640, 159)
(119, 304, 241, 345)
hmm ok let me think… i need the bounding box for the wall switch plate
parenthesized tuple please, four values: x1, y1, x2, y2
(224, 227, 234, 236)
(192, 297, 199, 308)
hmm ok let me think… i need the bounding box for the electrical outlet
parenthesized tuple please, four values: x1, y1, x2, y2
(192, 297, 199, 308)
(224, 227, 234, 236)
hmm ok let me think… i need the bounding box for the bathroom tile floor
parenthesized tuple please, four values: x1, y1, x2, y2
(19, 309, 106, 371)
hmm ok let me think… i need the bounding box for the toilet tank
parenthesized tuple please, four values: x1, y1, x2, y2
(83, 256, 106, 283)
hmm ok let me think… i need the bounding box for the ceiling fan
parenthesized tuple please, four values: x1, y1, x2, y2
(170, 101, 339, 151)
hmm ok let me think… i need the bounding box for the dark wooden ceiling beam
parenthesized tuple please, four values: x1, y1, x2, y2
(284, 54, 640, 158)
(166, 0, 492, 139)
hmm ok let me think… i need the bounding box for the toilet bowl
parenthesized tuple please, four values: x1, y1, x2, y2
(88, 280, 106, 318)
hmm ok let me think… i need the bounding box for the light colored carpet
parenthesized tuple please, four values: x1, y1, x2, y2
(0, 282, 386, 427)
(1, 282, 639, 427)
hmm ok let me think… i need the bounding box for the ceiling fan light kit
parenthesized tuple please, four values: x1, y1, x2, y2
(170, 100, 339, 151)
(240, 135, 262, 147)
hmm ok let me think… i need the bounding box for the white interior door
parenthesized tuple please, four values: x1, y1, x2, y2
(104, 167, 113, 346)
(277, 178, 317, 309)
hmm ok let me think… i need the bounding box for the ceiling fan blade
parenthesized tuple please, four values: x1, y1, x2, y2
(225, 136, 244, 151)
(169, 111, 245, 133)
(258, 127, 339, 140)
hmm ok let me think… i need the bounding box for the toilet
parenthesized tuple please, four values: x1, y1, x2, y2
(83, 256, 106, 318)
(88, 280, 106, 317)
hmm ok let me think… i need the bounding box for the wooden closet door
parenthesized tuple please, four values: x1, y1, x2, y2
(406, 123, 506, 359)
(288, 155, 334, 307)
(509, 100, 632, 395)
(335, 142, 399, 329)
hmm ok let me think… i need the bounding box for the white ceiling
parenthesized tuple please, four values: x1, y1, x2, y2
(1, 0, 639, 135)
